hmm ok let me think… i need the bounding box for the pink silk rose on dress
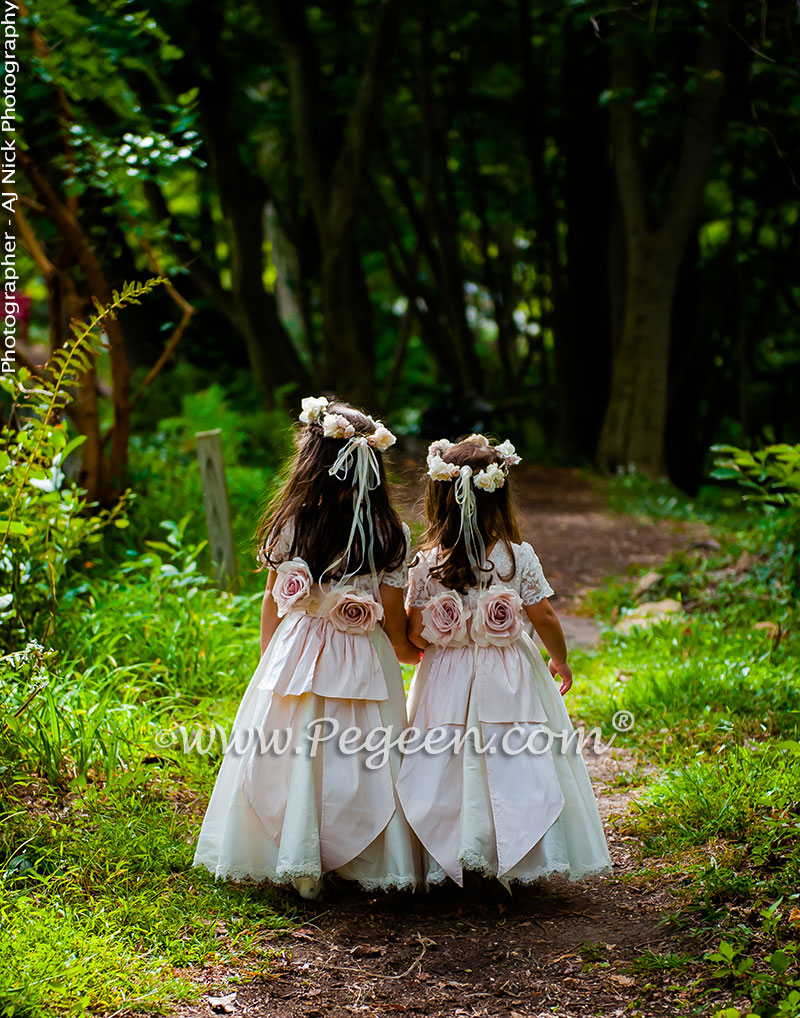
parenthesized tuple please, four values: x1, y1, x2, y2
(271, 558, 314, 617)
(420, 590, 471, 647)
(471, 585, 524, 647)
(321, 587, 384, 634)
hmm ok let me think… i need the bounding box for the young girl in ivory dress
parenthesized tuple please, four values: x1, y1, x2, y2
(193, 398, 422, 899)
(396, 434, 612, 890)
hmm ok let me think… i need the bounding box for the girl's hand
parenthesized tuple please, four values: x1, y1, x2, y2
(548, 658, 573, 696)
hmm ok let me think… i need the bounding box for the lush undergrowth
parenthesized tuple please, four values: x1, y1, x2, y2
(3, 340, 798, 1017)
(570, 463, 800, 1018)
(0, 529, 290, 1017)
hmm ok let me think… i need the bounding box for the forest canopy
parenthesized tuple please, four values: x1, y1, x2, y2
(7, 0, 800, 499)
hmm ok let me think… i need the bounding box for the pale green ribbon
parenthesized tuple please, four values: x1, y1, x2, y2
(321, 435, 381, 595)
(454, 465, 489, 590)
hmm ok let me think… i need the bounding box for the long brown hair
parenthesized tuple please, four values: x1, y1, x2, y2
(422, 436, 521, 593)
(256, 400, 406, 581)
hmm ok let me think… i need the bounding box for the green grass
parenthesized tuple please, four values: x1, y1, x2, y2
(0, 774, 294, 1018)
(570, 480, 800, 1018)
(2, 456, 799, 1018)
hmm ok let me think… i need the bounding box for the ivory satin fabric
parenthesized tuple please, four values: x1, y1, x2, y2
(399, 542, 612, 888)
(193, 525, 422, 891)
(193, 532, 611, 893)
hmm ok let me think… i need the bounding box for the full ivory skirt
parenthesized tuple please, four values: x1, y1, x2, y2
(396, 633, 612, 889)
(193, 615, 421, 891)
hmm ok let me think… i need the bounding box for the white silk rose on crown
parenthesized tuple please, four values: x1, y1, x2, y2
(272, 558, 314, 617)
(474, 462, 506, 491)
(321, 587, 385, 634)
(299, 395, 329, 424)
(369, 423, 397, 452)
(427, 439, 453, 459)
(495, 439, 522, 467)
(322, 412, 356, 439)
(471, 585, 524, 647)
(420, 590, 472, 647)
(427, 453, 461, 481)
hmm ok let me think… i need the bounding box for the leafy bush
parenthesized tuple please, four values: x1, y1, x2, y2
(0, 282, 163, 649)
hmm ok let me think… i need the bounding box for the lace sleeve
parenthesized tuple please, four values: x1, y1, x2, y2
(517, 541, 555, 604)
(257, 518, 295, 567)
(381, 522, 412, 588)
(405, 552, 431, 609)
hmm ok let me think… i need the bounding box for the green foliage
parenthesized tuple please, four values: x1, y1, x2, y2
(713, 444, 800, 512)
(0, 515, 283, 1015)
(0, 280, 164, 648)
(578, 451, 800, 1016)
(626, 742, 800, 1016)
(0, 774, 293, 1018)
(713, 443, 800, 599)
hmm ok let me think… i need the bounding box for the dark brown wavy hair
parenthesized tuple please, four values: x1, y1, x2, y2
(256, 400, 406, 581)
(422, 436, 521, 593)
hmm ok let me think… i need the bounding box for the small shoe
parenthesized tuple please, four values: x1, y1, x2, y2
(293, 876, 324, 900)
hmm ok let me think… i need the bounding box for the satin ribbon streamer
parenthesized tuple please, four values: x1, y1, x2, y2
(321, 436, 382, 593)
(454, 465, 489, 589)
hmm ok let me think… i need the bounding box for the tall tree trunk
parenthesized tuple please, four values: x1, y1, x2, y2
(599, 249, 673, 473)
(263, 0, 403, 400)
(597, 4, 729, 475)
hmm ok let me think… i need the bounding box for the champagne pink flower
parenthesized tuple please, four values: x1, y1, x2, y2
(272, 558, 313, 617)
(420, 590, 472, 647)
(471, 585, 524, 647)
(321, 587, 384, 634)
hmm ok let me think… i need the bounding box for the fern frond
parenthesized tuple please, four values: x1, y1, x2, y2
(0, 277, 166, 552)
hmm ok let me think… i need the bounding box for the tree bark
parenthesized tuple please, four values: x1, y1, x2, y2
(597, 5, 729, 474)
(262, 0, 404, 403)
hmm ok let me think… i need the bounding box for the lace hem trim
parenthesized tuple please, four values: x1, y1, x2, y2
(425, 853, 612, 888)
(192, 857, 418, 893)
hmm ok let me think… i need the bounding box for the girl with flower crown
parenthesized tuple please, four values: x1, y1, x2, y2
(193, 398, 421, 899)
(396, 435, 611, 890)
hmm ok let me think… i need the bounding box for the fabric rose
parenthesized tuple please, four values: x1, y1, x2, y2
(299, 395, 329, 423)
(495, 440, 521, 467)
(369, 423, 396, 452)
(420, 590, 471, 647)
(427, 439, 452, 459)
(321, 587, 384, 634)
(427, 453, 461, 482)
(322, 412, 356, 439)
(272, 558, 314, 617)
(474, 462, 506, 492)
(471, 585, 524, 647)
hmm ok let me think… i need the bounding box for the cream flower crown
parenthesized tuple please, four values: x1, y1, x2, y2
(426, 434, 521, 493)
(298, 395, 397, 452)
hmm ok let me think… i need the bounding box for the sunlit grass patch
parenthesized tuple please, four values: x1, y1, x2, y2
(0, 772, 295, 1018)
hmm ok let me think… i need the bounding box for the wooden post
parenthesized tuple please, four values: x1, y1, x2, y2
(195, 429, 239, 589)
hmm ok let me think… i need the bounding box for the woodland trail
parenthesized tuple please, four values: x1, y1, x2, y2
(177, 466, 705, 1018)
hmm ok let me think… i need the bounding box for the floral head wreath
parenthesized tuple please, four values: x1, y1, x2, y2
(425, 434, 521, 588)
(297, 396, 397, 593)
(426, 434, 521, 492)
(299, 396, 396, 452)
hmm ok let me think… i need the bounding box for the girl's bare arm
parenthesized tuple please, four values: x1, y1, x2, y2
(407, 606, 430, 651)
(380, 584, 422, 664)
(524, 598, 573, 694)
(260, 572, 280, 655)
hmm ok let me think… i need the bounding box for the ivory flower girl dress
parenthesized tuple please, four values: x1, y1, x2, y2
(193, 519, 420, 893)
(396, 540, 612, 889)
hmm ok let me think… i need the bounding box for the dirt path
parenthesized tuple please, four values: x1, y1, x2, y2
(178, 467, 702, 1018)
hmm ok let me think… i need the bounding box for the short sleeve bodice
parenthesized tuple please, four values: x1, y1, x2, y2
(406, 540, 554, 609)
(258, 518, 411, 590)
